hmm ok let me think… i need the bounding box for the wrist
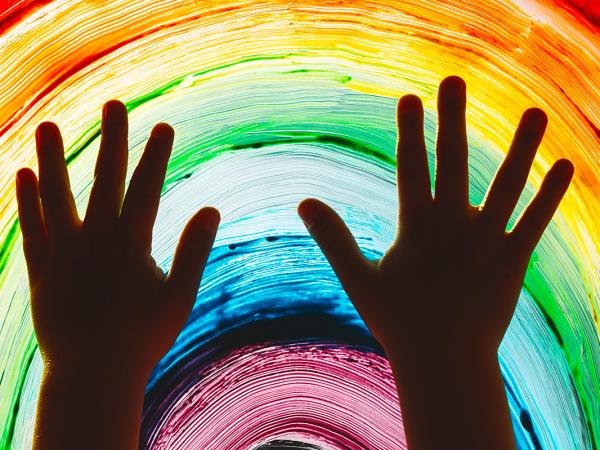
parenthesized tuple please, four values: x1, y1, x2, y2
(42, 359, 151, 392)
(380, 336, 514, 450)
(381, 333, 499, 366)
(35, 360, 149, 450)
(380, 336, 502, 391)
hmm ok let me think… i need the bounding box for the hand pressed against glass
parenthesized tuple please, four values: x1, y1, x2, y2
(298, 76, 573, 450)
(16, 100, 220, 450)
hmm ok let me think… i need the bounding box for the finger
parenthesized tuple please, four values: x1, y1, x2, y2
(163, 207, 220, 304)
(480, 108, 548, 231)
(35, 122, 79, 241)
(16, 168, 47, 279)
(396, 95, 432, 225)
(84, 100, 128, 233)
(434, 76, 469, 209)
(509, 159, 573, 254)
(297, 198, 375, 300)
(119, 123, 174, 256)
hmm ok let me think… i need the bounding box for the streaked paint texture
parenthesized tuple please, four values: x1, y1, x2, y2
(0, 0, 598, 448)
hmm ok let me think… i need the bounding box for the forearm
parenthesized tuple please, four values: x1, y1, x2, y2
(384, 341, 516, 450)
(32, 363, 149, 450)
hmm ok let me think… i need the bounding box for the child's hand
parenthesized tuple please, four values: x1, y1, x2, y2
(298, 76, 573, 449)
(298, 75, 573, 355)
(16, 100, 219, 450)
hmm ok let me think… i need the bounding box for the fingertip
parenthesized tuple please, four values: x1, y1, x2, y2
(16, 167, 36, 187)
(297, 197, 326, 227)
(525, 106, 546, 118)
(555, 158, 574, 179)
(443, 74, 466, 84)
(194, 206, 220, 234)
(103, 99, 127, 117)
(36, 122, 60, 142)
(194, 206, 221, 234)
(203, 205, 221, 221)
(398, 94, 422, 112)
(440, 75, 466, 97)
(297, 196, 321, 209)
(151, 122, 175, 140)
(523, 107, 548, 131)
(104, 98, 126, 108)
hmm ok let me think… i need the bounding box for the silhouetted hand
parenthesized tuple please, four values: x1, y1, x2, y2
(298, 76, 573, 450)
(16, 100, 219, 450)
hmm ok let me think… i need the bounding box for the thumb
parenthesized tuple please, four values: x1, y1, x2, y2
(163, 206, 220, 310)
(298, 198, 375, 301)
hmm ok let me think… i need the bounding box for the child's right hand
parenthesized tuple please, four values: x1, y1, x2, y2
(298, 75, 573, 449)
(17, 100, 219, 450)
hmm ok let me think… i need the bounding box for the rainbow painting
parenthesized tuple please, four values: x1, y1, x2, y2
(0, 0, 598, 448)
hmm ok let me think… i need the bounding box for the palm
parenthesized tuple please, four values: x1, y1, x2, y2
(376, 204, 524, 351)
(30, 231, 168, 371)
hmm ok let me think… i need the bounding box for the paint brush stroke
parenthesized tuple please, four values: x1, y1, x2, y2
(0, 1, 597, 449)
